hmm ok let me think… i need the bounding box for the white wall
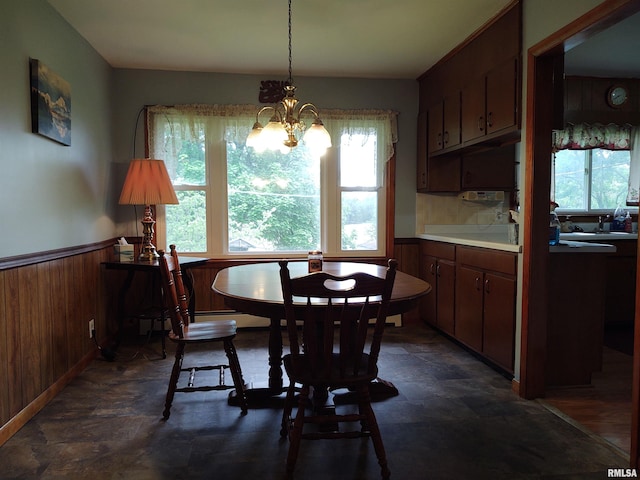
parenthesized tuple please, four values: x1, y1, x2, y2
(0, 0, 114, 258)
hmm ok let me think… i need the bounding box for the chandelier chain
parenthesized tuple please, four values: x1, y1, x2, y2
(288, 0, 293, 84)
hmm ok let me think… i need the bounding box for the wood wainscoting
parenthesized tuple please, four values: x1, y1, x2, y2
(0, 239, 117, 446)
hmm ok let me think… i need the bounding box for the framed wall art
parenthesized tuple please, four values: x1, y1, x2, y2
(29, 58, 71, 146)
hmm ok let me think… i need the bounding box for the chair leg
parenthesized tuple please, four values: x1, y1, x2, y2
(358, 386, 390, 479)
(286, 384, 309, 478)
(280, 382, 296, 437)
(223, 339, 248, 414)
(163, 343, 185, 420)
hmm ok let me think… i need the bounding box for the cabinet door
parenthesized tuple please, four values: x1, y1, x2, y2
(442, 92, 461, 149)
(455, 265, 483, 350)
(461, 78, 486, 143)
(461, 144, 516, 191)
(426, 155, 462, 192)
(436, 259, 456, 335)
(421, 255, 438, 326)
(417, 112, 428, 190)
(418, 112, 461, 192)
(486, 58, 518, 135)
(428, 102, 444, 154)
(482, 273, 516, 372)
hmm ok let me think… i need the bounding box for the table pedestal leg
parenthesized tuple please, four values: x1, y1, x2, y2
(268, 316, 283, 392)
(229, 315, 285, 407)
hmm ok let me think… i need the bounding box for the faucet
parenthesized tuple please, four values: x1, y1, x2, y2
(597, 215, 609, 233)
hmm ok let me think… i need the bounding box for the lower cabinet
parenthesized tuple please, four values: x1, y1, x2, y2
(420, 241, 456, 335)
(455, 246, 516, 373)
(420, 241, 517, 373)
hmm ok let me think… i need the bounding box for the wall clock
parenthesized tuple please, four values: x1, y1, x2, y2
(606, 85, 628, 108)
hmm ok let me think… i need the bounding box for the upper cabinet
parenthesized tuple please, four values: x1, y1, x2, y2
(462, 58, 519, 143)
(417, 0, 521, 193)
(428, 92, 461, 154)
(417, 112, 461, 192)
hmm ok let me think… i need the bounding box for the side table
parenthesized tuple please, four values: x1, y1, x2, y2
(103, 256, 209, 357)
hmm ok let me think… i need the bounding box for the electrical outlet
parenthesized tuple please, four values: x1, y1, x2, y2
(89, 319, 95, 338)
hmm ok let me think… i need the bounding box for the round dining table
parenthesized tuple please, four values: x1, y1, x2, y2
(212, 260, 431, 402)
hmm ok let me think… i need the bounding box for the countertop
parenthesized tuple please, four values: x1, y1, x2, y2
(418, 225, 521, 253)
(559, 231, 637, 241)
(417, 225, 628, 253)
(550, 240, 616, 253)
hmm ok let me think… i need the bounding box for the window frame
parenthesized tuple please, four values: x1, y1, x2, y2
(150, 106, 392, 259)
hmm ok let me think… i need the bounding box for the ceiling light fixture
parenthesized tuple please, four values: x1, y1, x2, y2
(247, 0, 331, 154)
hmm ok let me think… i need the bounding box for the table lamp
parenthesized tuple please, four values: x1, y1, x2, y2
(119, 158, 179, 261)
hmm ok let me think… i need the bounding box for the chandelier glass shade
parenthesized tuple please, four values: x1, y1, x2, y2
(247, 0, 331, 154)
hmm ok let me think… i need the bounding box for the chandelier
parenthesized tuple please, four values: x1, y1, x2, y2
(246, 0, 332, 154)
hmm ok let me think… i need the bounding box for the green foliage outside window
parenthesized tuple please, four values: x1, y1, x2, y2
(226, 142, 320, 252)
(554, 149, 630, 211)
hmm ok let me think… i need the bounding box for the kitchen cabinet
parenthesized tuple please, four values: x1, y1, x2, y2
(461, 144, 516, 191)
(577, 238, 637, 326)
(603, 240, 637, 326)
(420, 240, 456, 335)
(417, 112, 461, 192)
(455, 246, 516, 372)
(461, 57, 519, 144)
(547, 251, 608, 386)
(416, 1, 520, 192)
(428, 92, 461, 154)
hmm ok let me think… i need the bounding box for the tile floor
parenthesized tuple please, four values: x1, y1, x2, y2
(0, 324, 630, 479)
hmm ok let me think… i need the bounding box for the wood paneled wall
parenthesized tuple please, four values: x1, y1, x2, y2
(0, 241, 114, 446)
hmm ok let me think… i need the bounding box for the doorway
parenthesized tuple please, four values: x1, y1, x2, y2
(520, 0, 640, 465)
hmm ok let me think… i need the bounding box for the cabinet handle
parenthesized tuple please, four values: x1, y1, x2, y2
(477, 116, 484, 132)
(429, 263, 436, 275)
(485, 278, 490, 293)
(437, 132, 442, 148)
(487, 112, 493, 128)
(436, 264, 441, 277)
(475, 276, 481, 290)
(443, 130, 449, 145)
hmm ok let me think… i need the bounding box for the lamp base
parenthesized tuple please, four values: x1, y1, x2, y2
(138, 245, 160, 262)
(139, 206, 159, 262)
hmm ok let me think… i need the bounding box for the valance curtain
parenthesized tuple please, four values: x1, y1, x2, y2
(146, 104, 398, 160)
(552, 122, 632, 151)
(551, 122, 639, 205)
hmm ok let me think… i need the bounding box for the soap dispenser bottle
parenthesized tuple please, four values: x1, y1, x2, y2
(625, 211, 633, 233)
(549, 212, 560, 245)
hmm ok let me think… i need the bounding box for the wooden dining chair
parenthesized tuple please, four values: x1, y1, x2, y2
(278, 259, 398, 480)
(158, 245, 248, 419)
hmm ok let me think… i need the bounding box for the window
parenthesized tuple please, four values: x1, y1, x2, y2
(147, 105, 397, 257)
(554, 148, 631, 211)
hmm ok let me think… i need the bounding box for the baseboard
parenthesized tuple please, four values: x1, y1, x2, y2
(511, 378, 521, 396)
(0, 348, 98, 447)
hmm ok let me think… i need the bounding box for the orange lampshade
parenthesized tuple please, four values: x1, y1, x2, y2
(118, 159, 179, 206)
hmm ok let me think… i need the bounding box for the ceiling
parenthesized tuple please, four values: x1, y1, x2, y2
(47, 0, 514, 80)
(564, 9, 640, 78)
(47, 0, 640, 81)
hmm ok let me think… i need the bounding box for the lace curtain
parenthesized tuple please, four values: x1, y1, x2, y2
(627, 127, 640, 205)
(551, 122, 638, 205)
(146, 104, 399, 162)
